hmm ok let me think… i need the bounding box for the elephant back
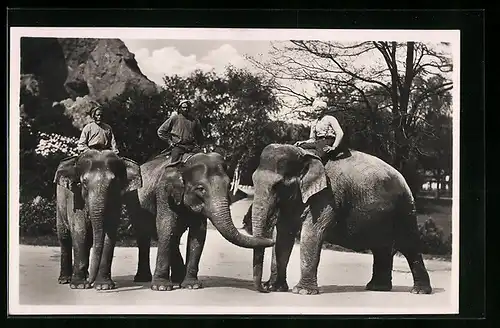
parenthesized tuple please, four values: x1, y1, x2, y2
(326, 150, 411, 199)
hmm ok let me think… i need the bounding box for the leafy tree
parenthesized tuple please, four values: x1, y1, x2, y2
(247, 41, 454, 173)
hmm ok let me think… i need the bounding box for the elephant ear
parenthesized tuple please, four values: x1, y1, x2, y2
(299, 153, 329, 204)
(53, 156, 79, 190)
(164, 166, 185, 206)
(121, 157, 143, 194)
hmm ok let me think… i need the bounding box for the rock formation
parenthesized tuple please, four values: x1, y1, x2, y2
(19, 37, 159, 130)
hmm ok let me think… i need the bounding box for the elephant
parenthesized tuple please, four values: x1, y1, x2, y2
(249, 143, 432, 295)
(54, 149, 142, 290)
(125, 151, 275, 291)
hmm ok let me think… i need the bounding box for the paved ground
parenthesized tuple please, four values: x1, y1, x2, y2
(11, 199, 456, 315)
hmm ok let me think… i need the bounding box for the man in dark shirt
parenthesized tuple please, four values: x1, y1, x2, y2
(157, 100, 204, 163)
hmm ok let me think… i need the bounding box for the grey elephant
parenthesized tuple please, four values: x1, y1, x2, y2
(125, 152, 275, 291)
(54, 150, 142, 290)
(249, 143, 432, 295)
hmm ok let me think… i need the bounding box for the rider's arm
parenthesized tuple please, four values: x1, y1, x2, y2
(194, 119, 205, 146)
(109, 128, 119, 155)
(157, 113, 177, 142)
(77, 124, 91, 152)
(328, 116, 344, 149)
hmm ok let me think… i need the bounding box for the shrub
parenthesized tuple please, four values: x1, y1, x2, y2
(19, 197, 57, 236)
(418, 219, 452, 255)
(19, 197, 136, 242)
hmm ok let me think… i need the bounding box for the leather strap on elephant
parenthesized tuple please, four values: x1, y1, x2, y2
(165, 152, 196, 168)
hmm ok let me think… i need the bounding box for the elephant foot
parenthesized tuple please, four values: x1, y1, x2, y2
(181, 278, 203, 290)
(410, 284, 432, 294)
(292, 284, 320, 295)
(263, 280, 289, 292)
(366, 279, 392, 292)
(94, 279, 116, 290)
(151, 279, 175, 291)
(134, 272, 153, 283)
(69, 279, 92, 289)
(58, 275, 72, 284)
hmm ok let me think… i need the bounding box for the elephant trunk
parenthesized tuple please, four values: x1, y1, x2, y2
(208, 197, 274, 249)
(251, 193, 274, 292)
(87, 201, 106, 285)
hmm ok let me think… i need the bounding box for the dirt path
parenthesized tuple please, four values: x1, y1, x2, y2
(11, 199, 456, 315)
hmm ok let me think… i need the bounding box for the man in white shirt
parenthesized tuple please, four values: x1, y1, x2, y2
(295, 98, 349, 161)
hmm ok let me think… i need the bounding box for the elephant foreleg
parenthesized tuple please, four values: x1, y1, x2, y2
(151, 207, 177, 291)
(181, 218, 207, 289)
(57, 216, 72, 284)
(94, 218, 119, 290)
(264, 225, 295, 292)
(69, 212, 92, 289)
(292, 212, 327, 295)
(366, 246, 394, 291)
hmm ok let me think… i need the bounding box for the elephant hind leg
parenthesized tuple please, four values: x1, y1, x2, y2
(56, 202, 72, 284)
(264, 223, 297, 292)
(393, 212, 432, 294)
(397, 247, 432, 294)
(57, 226, 72, 284)
(130, 208, 154, 283)
(366, 246, 394, 291)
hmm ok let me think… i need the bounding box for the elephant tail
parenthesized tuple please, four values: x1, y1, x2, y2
(393, 192, 422, 253)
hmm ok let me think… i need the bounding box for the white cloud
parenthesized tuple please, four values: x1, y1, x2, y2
(132, 44, 250, 85)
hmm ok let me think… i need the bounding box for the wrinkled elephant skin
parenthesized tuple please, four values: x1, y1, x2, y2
(125, 152, 274, 292)
(250, 144, 432, 295)
(54, 150, 142, 290)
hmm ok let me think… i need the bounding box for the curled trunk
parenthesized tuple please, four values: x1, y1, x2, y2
(208, 197, 274, 249)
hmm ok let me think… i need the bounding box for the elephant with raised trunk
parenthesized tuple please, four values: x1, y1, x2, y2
(126, 152, 274, 291)
(54, 150, 142, 290)
(249, 144, 432, 295)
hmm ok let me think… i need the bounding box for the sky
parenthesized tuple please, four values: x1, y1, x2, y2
(121, 38, 454, 124)
(122, 39, 321, 123)
(122, 39, 274, 85)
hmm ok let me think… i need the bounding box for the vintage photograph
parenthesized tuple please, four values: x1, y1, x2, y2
(8, 27, 459, 315)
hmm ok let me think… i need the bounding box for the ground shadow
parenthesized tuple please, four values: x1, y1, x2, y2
(320, 285, 445, 294)
(107, 275, 444, 295)
(106, 275, 152, 292)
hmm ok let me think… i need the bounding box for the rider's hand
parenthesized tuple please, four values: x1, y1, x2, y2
(294, 141, 303, 146)
(324, 145, 336, 153)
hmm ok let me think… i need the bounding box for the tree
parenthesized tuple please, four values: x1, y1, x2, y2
(247, 41, 453, 172)
(160, 67, 281, 183)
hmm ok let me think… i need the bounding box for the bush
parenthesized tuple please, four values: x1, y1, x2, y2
(19, 197, 136, 242)
(19, 197, 57, 236)
(418, 219, 452, 255)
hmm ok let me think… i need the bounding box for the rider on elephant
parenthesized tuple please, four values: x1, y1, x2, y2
(157, 99, 205, 164)
(77, 103, 120, 154)
(294, 98, 349, 162)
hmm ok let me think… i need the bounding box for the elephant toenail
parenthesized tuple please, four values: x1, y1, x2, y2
(159, 285, 166, 291)
(299, 289, 308, 295)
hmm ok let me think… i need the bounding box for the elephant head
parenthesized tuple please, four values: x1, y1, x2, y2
(54, 150, 142, 283)
(250, 144, 328, 291)
(163, 152, 274, 249)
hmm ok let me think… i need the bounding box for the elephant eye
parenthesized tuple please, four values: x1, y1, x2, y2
(194, 185, 206, 194)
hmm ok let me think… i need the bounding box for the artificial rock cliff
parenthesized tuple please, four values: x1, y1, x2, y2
(19, 37, 159, 130)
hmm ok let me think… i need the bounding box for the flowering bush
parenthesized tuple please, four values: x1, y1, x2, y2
(35, 132, 79, 158)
